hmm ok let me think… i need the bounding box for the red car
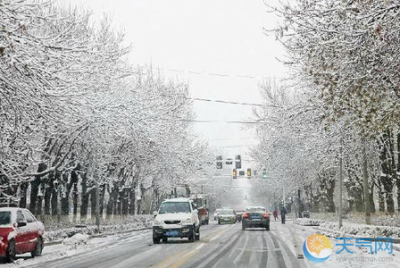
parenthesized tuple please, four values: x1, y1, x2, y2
(0, 207, 44, 262)
(197, 207, 209, 225)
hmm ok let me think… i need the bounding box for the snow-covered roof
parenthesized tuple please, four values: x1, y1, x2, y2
(0, 207, 21, 213)
(163, 198, 191, 203)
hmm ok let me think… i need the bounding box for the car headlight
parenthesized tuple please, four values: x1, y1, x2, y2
(153, 219, 162, 226)
(181, 218, 193, 225)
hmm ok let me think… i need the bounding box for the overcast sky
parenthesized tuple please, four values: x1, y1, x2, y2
(64, 0, 287, 164)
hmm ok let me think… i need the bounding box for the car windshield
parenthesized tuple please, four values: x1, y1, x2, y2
(159, 202, 191, 214)
(0, 211, 11, 225)
(246, 207, 266, 213)
(220, 209, 234, 215)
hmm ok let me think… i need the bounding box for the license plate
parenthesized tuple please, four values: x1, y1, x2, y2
(251, 216, 260, 219)
(166, 230, 179, 236)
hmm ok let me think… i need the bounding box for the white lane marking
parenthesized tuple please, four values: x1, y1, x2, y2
(196, 243, 205, 250)
(210, 233, 222, 242)
(233, 236, 249, 264)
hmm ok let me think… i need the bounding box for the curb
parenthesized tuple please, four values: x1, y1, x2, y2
(44, 226, 151, 246)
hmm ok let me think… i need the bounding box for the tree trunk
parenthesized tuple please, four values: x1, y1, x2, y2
(397, 131, 400, 213)
(90, 187, 96, 220)
(99, 184, 106, 217)
(51, 184, 58, 217)
(29, 163, 47, 216)
(70, 168, 80, 221)
(106, 185, 118, 218)
(61, 172, 73, 216)
(380, 131, 395, 214)
(369, 184, 375, 213)
(378, 181, 385, 212)
(19, 182, 28, 208)
(44, 183, 52, 215)
(36, 195, 43, 220)
(80, 173, 89, 219)
(122, 188, 129, 215)
(73, 183, 78, 221)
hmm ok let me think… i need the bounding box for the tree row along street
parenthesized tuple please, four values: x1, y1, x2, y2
(0, 0, 215, 223)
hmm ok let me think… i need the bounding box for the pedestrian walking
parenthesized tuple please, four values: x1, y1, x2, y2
(273, 209, 278, 221)
(280, 206, 287, 224)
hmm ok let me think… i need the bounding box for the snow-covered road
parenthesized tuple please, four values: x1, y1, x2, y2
(3, 220, 400, 268)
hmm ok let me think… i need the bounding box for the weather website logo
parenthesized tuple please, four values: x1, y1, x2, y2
(303, 234, 333, 263)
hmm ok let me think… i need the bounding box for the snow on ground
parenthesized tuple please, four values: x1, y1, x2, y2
(43, 215, 153, 243)
(280, 221, 400, 268)
(294, 217, 400, 238)
(2, 230, 151, 268)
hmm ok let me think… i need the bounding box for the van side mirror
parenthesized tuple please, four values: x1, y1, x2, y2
(153, 211, 158, 217)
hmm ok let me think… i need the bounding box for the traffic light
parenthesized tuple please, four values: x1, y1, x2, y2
(235, 155, 241, 169)
(247, 168, 251, 178)
(232, 169, 237, 179)
(262, 169, 267, 179)
(216, 156, 222, 169)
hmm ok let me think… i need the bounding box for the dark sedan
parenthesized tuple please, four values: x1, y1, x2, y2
(242, 206, 270, 231)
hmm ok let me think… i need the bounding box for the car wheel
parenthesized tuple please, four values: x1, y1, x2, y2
(188, 228, 195, 242)
(195, 227, 200, 241)
(206, 219, 209, 225)
(266, 224, 270, 231)
(162, 237, 168, 243)
(31, 236, 43, 257)
(153, 237, 160, 244)
(6, 240, 16, 263)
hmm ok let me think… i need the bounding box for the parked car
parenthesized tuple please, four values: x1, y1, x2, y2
(0, 207, 44, 262)
(152, 198, 200, 244)
(217, 209, 236, 224)
(197, 207, 209, 225)
(242, 206, 270, 231)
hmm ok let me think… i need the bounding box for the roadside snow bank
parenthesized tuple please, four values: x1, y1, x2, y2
(63, 233, 90, 246)
(294, 217, 400, 238)
(294, 218, 325, 226)
(320, 221, 400, 238)
(43, 215, 152, 244)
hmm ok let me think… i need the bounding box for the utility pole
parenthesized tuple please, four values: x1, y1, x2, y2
(95, 180, 100, 232)
(298, 189, 301, 218)
(339, 136, 343, 229)
(362, 136, 371, 225)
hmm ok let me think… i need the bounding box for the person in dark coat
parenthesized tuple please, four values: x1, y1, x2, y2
(273, 209, 278, 221)
(280, 206, 287, 224)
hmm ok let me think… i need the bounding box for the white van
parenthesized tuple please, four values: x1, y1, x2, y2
(152, 198, 200, 244)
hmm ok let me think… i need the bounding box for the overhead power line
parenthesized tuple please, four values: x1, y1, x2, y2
(188, 97, 263, 107)
(177, 118, 264, 124)
(139, 65, 281, 80)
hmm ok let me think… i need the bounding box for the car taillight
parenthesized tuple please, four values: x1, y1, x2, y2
(264, 213, 269, 219)
(243, 213, 249, 218)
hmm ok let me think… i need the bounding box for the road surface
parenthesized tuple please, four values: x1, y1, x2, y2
(17, 220, 306, 268)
